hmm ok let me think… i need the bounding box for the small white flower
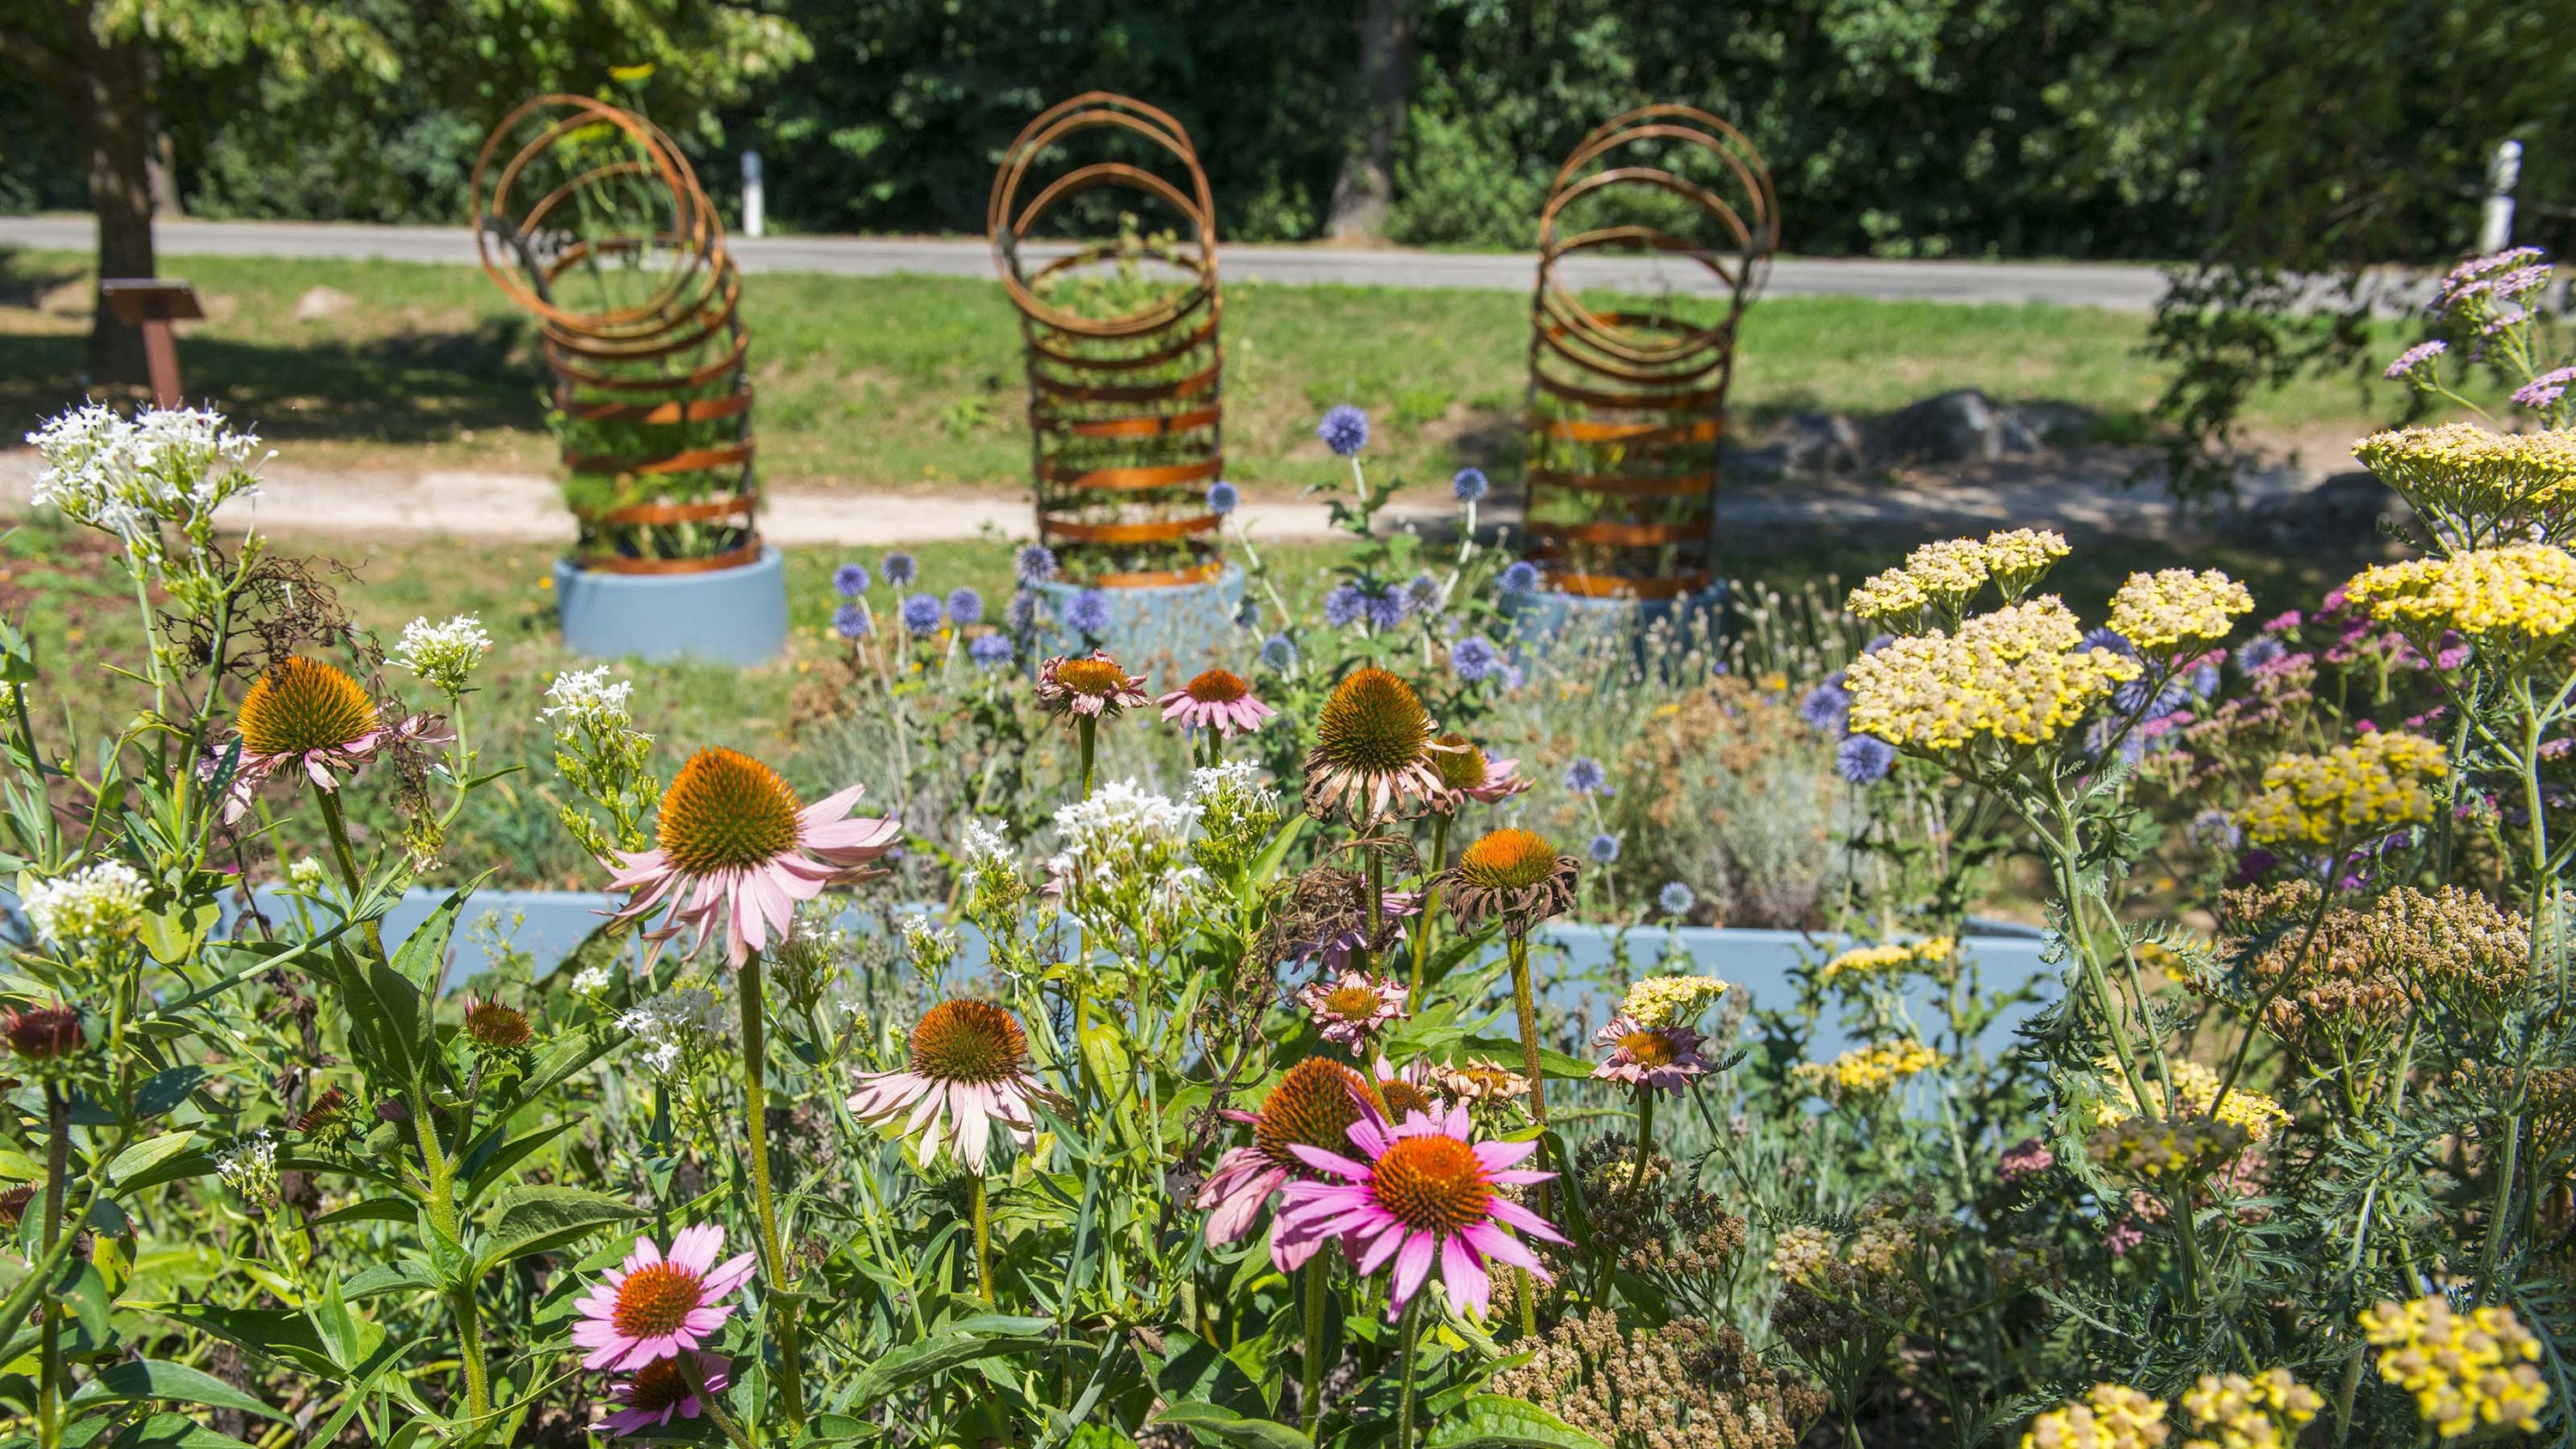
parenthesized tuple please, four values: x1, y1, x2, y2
(569, 964, 612, 996)
(392, 615, 492, 696)
(1187, 760, 1269, 803)
(26, 403, 266, 567)
(22, 861, 148, 950)
(901, 914, 960, 973)
(542, 666, 636, 734)
(962, 819, 1016, 864)
(284, 858, 329, 894)
(214, 1128, 279, 1205)
(616, 985, 731, 1077)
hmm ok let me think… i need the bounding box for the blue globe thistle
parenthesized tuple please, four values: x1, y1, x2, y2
(2190, 662, 2221, 698)
(833, 561, 872, 597)
(2080, 627, 2138, 659)
(1403, 572, 1442, 616)
(2115, 676, 2190, 718)
(1006, 588, 1042, 634)
(1206, 480, 1240, 515)
(1564, 757, 1613, 796)
(1065, 588, 1113, 638)
(1323, 582, 1367, 629)
(1317, 403, 1370, 458)
(1451, 634, 1504, 682)
(947, 586, 985, 627)
(1014, 544, 1058, 587)
(1498, 561, 1541, 597)
(2235, 637, 2285, 673)
(1798, 678, 1851, 734)
(1656, 880, 1695, 916)
(1862, 633, 1895, 655)
(882, 550, 919, 588)
(1260, 634, 1299, 671)
(1838, 733, 1898, 785)
(1589, 833, 1621, 864)
(899, 593, 944, 635)
(833, 603, 871, 640)
(1363, 585, 1407, 632)
(1452, 467, 1490, 503)
(969, 632, 1016, 670)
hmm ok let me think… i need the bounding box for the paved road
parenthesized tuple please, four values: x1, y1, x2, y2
(0, 215, 2172, 312)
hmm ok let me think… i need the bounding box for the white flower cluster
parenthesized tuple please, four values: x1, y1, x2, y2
(284, 858, 330, 894)
(617, 984, 731, 1076)
(213, 1129, 279, 1205)
(568, 963, 614, 995)
(962, 819, 1016, 865)
(901, 913, 960, 974)
(22, 860, 148, 950)
(26, 403, 267, 567)
(1188, 759, 1275, 806)
(542, 666, 637, 736)
(392, 614, 493, 696)
(1046, 779, 1207, 918)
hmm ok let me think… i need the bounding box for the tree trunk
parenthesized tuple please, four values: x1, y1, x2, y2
(1325, 0, 1414, 241)
(64, 7, 158, 384)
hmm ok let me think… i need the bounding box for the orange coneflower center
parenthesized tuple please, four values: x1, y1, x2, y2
(1619, 1030, 1678, 1068)
(1184, 668, 1249, 703)
(1315, 667, 1432, 773)
(657, 748, 803, 876)
(1431, 732, 1489, 791)
(1255, 1058, 1381, 1170)
(1057, 658, 1130, 696)
(1381, 1077, 1437, 1119)
(908, 999, 1028, 1084)
(237, 658, 379, 758)
(611, 1262, 707, 1340)
(1370, 1133, 1492, 1234)
(1458, 828, 1559, 891)
(623, 1356, 696, 1411)
(1324, 983, 1385, 1020)
(465, 997, 532, 1050)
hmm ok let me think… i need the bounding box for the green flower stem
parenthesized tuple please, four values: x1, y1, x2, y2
(35, 1086, 65, 1449)
(682, 1351, 761, 1449)
(1395, 1289, 1425, 1449)
(1298, 1255, 1328, 1434)
(1505, 926, 1550, 1337)
(735, 950, 806, 1430)
(1413, 815, 1449, 998)
(314, 787, 387, 963)
(971, 1174, 995, 1307)
(1627, 1088, 1656, 1197)
(1077, 715, 1097, 801)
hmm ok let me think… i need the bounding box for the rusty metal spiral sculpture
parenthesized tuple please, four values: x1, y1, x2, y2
(472, 95, 759, 574)
(1524, 105, 1777, 599)
(990, 94, 1225, 588)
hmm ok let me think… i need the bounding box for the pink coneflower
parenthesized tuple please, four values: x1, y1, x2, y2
(1372, 1055, 1440, 1119)
(1037, 651, 1151, 720)
(215, 657, 449, 822)
(1197, 1058, 1383, 1267)
(1158, 667, 1277, 738)
(570, 1226, 756, 1371)
(597, 1352, 729, 1437)
(1276, 1100, 1565, 1319)
(1302, 667, 1451, 823)
(1427, 731, 1528, 809)
(1590, 1015, 1709, 1094)
(603, 747, 899, 968)
(846, 999, 1054, 1172)
(1298, 970, 1407, 1047)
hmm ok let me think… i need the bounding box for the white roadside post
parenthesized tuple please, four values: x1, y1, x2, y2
(2480, 139, 2523, 254)
(742, 150, 767, 239)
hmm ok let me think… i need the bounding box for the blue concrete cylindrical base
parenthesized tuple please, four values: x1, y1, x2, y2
(1504, 583, 1728, 652)
(554, 547, 788, 665)
(1036, 563, 1247, 671)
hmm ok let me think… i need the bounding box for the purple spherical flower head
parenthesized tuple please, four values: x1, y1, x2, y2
(1862, 633, 1895, 655)
(899, 593, 944, 635)
(1452, 634, 1504, 682)
(1657, 880, 1694, 916)
(947, 586, 984, 627)
(1588, 833, 1620, 864)
(2383, 339, 2447, 380)
(1563, 757, 1613, 796)
(969, 632, 1015, 669)
(1404, 572, 1442, 615)
(2235, 637, 2285, 672)
(833, 603, 871, 640)
(2116, 676, 2190, 718)
(1798, 678, 1851, 733)
(2080, 627, 2138, 658)
(833, 561, 872, 597)
(1206, 480, 1241, 515)
(1005, 588, 1042, 634)
(1452, 467, 1490, 503)
(1014, 544, 1058, 587)
(1498, 561, 1541, 597)
(1260, 634, 1299, 670)
(1838, 733, 1897, 785)
(1064, 588, 1113, 638)
(1317, 403, 1370, 458)
(1323, 582, 1367, 629)
(1363, 585, 1407, 631)
(2190, 661, 2221, 698)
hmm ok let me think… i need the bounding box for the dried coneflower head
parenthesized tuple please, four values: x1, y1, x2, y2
(1254, 1058, 1382, 1172)
(0, 1183, 35, 1227)
(1303, 667, 1446, 822)
(657, 748, 803, 876)
(1431, 732, 1491, 792)
(295, 1085, 356, 1150)
(3, 1005, 84, 1065)
(238, 657, 380, 760)
(1446, 828, 1580, 931)
(463, 995, 535, 1061)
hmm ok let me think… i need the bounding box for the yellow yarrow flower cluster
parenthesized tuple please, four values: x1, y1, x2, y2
(1820, 937, 1957, 982)
(2360, 1295, 2549, 1440)
(1847, 530, 2072, 630)
(2107, 568, 2255, 652)
(2178, 1368, 2323, 1449)
(2342, 544, 2576, 655)
(2353, 423, 2576, 543)
(2022, 1384, 2172, 1449)
(2093, 1058, 2291, 1143)
(1796, 1039, 1944, 1101)
(1617, 973, 1729, 1028)
(2236, 731, 2447, 849)
(1844, 598, 2142, 755)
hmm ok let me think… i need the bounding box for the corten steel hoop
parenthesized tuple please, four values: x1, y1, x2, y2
(471, 95, 761, 574)
(990, 93, 1225, 589)
(1524, 106, 1776, 600)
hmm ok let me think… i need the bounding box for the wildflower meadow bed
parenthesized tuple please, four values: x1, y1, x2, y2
(1, 247, 2573, 1448)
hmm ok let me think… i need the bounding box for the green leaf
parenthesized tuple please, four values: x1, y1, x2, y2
(110, 1149, 215, 1195)
(107, 1413, 258, 1449)
(847, 1320, 1057, 1408)
(1151, 1400, 1313, 1449)
(1459, 1036, 1594, 1081)
(309, 1198, 419, 1229)
(131, 1068, 208, 1121)
(70, 1361, 284, 1421)
(1426, 1395, 1608, 1449)
(106, 1132, 196, 1186)
(1151, 1331, 1271, 1417)
(61, 1262, 108, 1344)
(476, 1185, 641, 1275)
(339, 1264, 438, 1300)
(135, 902, 222, 967)
(459, 1119, 579, 1205)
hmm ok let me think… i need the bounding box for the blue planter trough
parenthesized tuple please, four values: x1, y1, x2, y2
(1036, 563, 1246, 674)
(553, 547, 788, 666)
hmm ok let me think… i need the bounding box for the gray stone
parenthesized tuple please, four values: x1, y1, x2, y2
(2233, 470, 2414, 553)
(293, 284, 355, 321)
(1724, 411, 1865, 482)
(1885, 389, 2044, 464)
